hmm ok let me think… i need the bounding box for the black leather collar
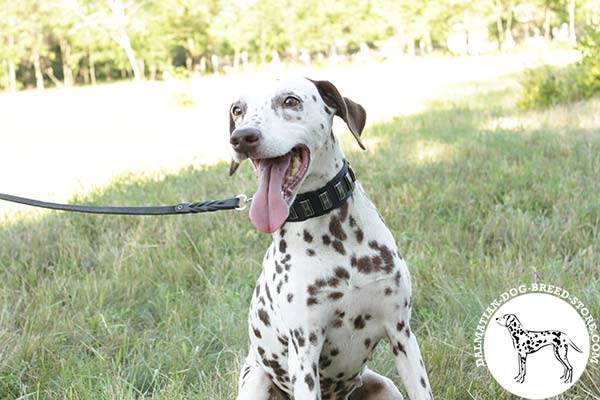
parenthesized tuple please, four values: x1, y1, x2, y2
(286, 160, 356, 222)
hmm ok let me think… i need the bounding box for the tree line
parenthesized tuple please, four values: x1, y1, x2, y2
(0, 0, 598, 92)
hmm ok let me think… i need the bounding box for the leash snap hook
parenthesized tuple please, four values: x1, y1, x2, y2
(235, 194, 252, 211)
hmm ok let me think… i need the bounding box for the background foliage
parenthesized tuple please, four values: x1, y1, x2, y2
(520, 25, 600, 108)
(1, 0, 599, 91)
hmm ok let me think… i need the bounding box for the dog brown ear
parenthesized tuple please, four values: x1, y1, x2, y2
(229, 106, 240, 175)
(310, 79, 367, 150)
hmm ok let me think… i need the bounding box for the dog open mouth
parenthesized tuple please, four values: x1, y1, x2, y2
(249, 145, 310, 233)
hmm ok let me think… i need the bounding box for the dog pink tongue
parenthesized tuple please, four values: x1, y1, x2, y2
(250, 155, 292, 233)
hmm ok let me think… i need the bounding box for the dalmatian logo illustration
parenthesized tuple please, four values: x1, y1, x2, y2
(495, 313, 583, 384)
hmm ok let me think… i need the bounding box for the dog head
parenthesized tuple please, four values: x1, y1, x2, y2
(496, 313, 520, 328)
(228, 76, 366, 233)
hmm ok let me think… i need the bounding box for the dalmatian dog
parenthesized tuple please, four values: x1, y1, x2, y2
(496, 313, 583, 384)
(229, 76, 433, 400)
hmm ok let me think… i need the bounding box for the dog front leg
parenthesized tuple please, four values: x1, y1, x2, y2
(237, 357, 286, 400)
(516, 354, 527, 383)
(386, 322, 433, 400)
(287, 332, 324, 400)
(514, 354, 522, 380)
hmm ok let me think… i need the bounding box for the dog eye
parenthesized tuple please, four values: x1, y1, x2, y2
(231, 105, 243, 117)
(283, 96, 301, 108)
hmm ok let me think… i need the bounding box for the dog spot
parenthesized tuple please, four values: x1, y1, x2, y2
(363, 241, 395, 273)
(354, 229, 364, 243)
(324, 106, 332, 114)
(364, 338, 372, 348)
(294, 329, 306, 347)
(328, 292, 344, 300)
(309, 332, 318, 345)
(329, 216, 347, 241)
(349, 215, 357, 227)
(393, 341, 407, 357)
(348, 216, 364, 242)
(279, 240, 287, 253)
(265, 284, 273, 303)
(384, 287, 393, 296)
(253, 326, 262, 338)
(420, 376, 427, 388)
(303, 230, 313, 243)
(351, 255, 372, 273)
(306, 249, 316, 256)
(287, 293, 294, 303)
(242, 366, 251, 380)
(397, 321, 406, 332)
(334, 267, 350, 280)
(338, 201, 349, 222)
(305, 374, 315, 391)
(312, 95, 317, 102)
(327, 277, 340, 287)
(320, 356, 332, 369)
(322, 234, 331, 245)
(258, 309, 271, 327)
(332, 240, 346, 255)
(354, 315, 366, 330)
(277, 334, 288, 347)
(320, 123, 325, 130)
(307, 297, 318, 306)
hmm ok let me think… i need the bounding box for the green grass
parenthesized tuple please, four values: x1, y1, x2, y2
(1, 76, 599, 399)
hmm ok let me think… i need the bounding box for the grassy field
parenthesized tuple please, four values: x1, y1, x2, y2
(1, 71, 599, 399)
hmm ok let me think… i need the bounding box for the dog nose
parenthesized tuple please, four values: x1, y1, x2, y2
(230, 127, 262, 153)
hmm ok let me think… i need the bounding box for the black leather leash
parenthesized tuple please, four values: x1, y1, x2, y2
(0, 193, 250, 215)
(0, 161, 356, 219)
